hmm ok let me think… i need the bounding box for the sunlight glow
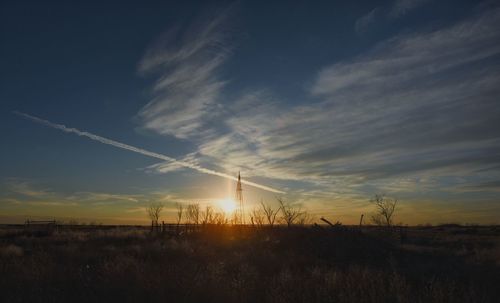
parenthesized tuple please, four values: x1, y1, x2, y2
(218, 197, 237, 213)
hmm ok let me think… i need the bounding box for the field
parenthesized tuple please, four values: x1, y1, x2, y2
(1, 224, 499, 303)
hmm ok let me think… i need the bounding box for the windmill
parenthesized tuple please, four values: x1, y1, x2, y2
(236, 172, 245, 224)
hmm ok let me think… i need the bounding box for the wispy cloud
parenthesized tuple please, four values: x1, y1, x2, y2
(355, 0, 431, 34)
(389, 0, 430, 18)
(355, 8, 382, 34)
(14, 111, 284, 194)
(137, 7, 233, 140)
(174, 6, 500, 203)
(143, 152, 200, 174)
(2, 178, 142, 205)
(67, 192, 142, 204)
(5, 178, 54, 198)
(452, 180, 500, 193)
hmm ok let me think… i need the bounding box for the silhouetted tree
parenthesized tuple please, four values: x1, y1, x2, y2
(201, 205, 214, 224)
(230, 211, 239, 225)
(213, 212, 228, 225)
(176, 203, 184, 225)
(260, 200, 280, 227)
(297, 211, 314, 225)
(187, 203, 200, 225)
(370, 194, 398, 227)
(251, 207, 265, 227)
(277, 197, 303, 227)
(146, 202, 164, 227)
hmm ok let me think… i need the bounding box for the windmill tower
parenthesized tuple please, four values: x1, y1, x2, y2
(236, 172, 245, 224)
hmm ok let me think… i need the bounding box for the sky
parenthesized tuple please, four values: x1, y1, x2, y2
(1, 0, 499, 225)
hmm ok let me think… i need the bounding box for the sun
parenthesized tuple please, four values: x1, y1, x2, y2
(218, 197, 237, 213)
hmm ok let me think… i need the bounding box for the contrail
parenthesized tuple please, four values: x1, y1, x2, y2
(14, 111, 285, 194)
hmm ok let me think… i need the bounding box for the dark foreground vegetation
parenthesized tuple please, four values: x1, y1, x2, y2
(1, 224, 499, 303)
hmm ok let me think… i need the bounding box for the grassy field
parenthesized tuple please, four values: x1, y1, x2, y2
(1, 224, 499, 302)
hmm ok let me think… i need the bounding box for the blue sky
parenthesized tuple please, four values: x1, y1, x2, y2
(1, 0, 499, 224)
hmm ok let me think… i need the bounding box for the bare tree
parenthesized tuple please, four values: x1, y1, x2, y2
(251, 207, 265, 227)
(187, 203, 200, 225)
(277, 197, 303, 227)
(146, 202, 164, 227)
(201, 205, 214, 224)
(297, 211, 314, 226)
(176, 203, 184, 225)
(230, 211, 239, 225)
(260, 200, 280, 227)
(213, 212, 228, 225)
(370, 194, 398, 227)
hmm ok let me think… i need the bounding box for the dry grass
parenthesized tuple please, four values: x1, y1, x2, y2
(0, 225, 498, 302)
(0, 244, 23, 257)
